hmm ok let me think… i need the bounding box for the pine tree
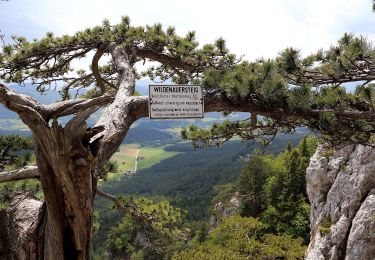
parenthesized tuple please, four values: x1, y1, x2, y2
(299, 137, 309, 157)
(183, 33, 375, 147)
(260, 139, 316, 240)
(0, 15, 374, 258)
(238, 155, 271, 217)
(0, 18, 239, 259)
(0, 135, 33, 171)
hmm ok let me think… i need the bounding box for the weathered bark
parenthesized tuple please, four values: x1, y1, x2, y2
(3, 76, 375, 259)
(30, 107, 105, 260)
(0, 44, 140, 259)
(0, 90, 104, 259)
(94, 45, 137, 167)
(0, 195, 44, 260)
(3, 27, 375, 260)
(0, 43, 123, 258)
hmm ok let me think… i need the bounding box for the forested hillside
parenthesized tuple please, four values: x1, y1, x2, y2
(0, 110, 310, 259)
(90, 136, 317, 259)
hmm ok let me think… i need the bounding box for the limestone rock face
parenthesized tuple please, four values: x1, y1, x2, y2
(209, 193, 241, 229)
(306, 144, 375, 260)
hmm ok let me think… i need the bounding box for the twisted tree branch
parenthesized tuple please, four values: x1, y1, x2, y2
(0, 83, 47, 119)
(45, 95, 114, 119)
(0, 166, 39, 183)
(92, 47, 117, 94)
(135, 49, 195, 72)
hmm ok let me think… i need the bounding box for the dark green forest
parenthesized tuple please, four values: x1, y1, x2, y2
(91, 136, 317, 259)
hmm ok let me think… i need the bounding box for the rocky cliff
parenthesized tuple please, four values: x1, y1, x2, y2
(306, 144, 375, 260)
(209, 192, 240, 229)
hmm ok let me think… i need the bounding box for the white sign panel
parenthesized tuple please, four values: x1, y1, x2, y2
(149, 85, 204, 119)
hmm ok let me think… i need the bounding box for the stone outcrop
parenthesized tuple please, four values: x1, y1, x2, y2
(306, 144, 375, 260)
(209, 193, 240, 229)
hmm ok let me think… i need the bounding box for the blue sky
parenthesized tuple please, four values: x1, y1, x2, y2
(1, 0, 374, 60)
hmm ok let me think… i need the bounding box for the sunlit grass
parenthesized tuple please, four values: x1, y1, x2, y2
(109, 144, 181, 179)
(137, 147, 180, 170)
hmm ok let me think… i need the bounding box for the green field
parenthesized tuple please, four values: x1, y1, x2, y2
(107, 144, 180, 180)
(107, 144, 139, 180)
(137, 147, 180, 170)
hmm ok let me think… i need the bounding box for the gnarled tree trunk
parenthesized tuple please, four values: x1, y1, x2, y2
(0, 46, 139, 259)
(0, 43, 262, 258)
(31, 113, 99, 259)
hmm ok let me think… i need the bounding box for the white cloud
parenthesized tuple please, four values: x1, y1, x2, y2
(1, 0, 375, 61)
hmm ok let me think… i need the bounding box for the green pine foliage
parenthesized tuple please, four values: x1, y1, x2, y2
(173, 216, 306, 260)
(238, 155, 273, 217)
(0, 134, 33, 171)
(99, 160, 119, 181)
(3, 16, 372, 258)
(0, 17, 238, 98)
(0, 135, 41, 208)
(238, 136, 317, 243)
(203, 60, 286, 104)
(182, 34, 375, 147)
(104, 197, 189, 260)
(171, 138, 316, 259)
(3, 18, 375, 146)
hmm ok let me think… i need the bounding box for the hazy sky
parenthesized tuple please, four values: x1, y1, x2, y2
(1, 0, 374, 60)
